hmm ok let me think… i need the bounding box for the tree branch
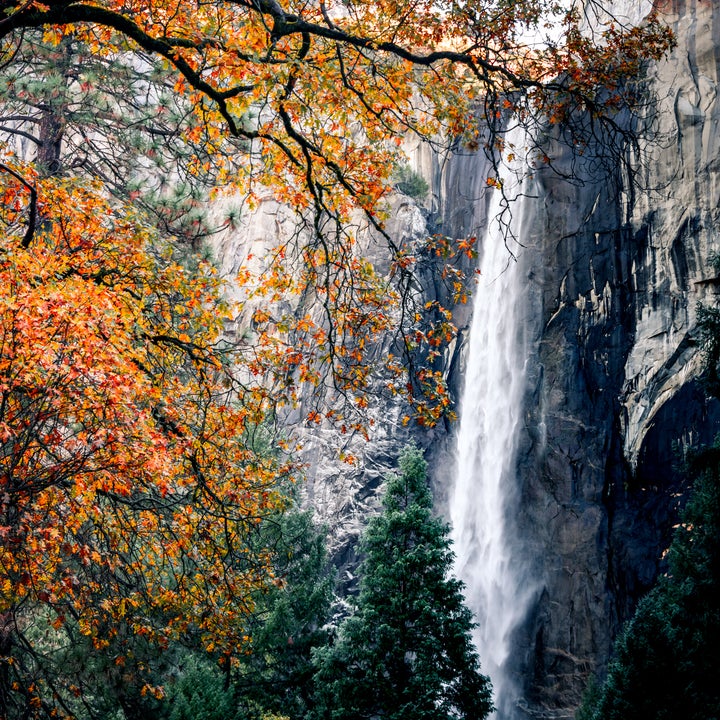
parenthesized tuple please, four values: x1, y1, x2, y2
(0, 162, 37, 248)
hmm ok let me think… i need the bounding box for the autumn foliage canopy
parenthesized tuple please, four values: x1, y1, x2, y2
(0, 0, 673, 716)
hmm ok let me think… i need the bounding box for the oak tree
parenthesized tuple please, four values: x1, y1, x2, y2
(158, 505, 334, 720)
(0, 163, 296, 718)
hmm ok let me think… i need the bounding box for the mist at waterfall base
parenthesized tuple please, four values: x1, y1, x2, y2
(450, 132, 539, 720)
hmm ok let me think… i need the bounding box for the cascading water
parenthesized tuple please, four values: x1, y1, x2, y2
(450, 129, 538, 720)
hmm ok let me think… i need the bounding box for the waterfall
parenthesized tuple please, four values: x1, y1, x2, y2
(450, 129, 538, 720)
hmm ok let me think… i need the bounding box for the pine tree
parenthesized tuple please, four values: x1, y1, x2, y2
(234, 507, 335, 720)
(311, 445, 493, 720)
(580, 458, 720, 720)
(151, 505, 333, 720)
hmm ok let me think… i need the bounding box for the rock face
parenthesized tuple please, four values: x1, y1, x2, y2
(433, 0, 720, 716)
(211, 0, 720, 716)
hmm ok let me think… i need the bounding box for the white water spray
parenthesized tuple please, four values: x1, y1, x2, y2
(450, 129, 538, 720)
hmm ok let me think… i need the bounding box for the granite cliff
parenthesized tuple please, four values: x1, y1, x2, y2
(212, 0, 720, 716)
(435, 0, 720, 716)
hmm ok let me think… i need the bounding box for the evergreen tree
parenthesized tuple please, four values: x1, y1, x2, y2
(234, 507, 335, 720)
(579, 458, 720, 720)
(160, 655, 246, 720)
(156, 505, 334, 720)
(311, 445, 493, 720)
(0, 29, 244, 243)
